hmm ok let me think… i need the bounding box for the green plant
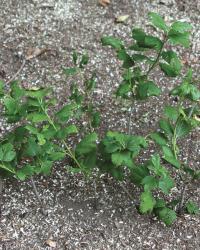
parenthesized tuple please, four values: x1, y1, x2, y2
(0, 13, 199, 226)
(101, 13, 199, 225)
(101, 12, 192, 133)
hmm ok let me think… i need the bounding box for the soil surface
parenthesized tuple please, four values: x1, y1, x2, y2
(0, 0, 200, 249)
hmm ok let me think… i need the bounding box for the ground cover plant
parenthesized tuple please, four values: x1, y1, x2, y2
(0, 12, 199, 226)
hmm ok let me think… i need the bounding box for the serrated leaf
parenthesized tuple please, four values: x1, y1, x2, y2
(0, 143, 16, 162)
(101, 36, 124, 50)
(159, 175, 174, 194)
(48, 151, 65, 161)
(117, 49, 135, 68)
(150, 132, 168, 146)
(162, 146, 181, 168)
(111, 151, 134, 168)
(164, 106, 179, 121)
(63, 67, 78, 76)
(11, 81, 25, 99)
(139, 191, 156, 213)
(148, 12, 168, 32)
(130, 165, 149, 186)
(91, 111, 101, 128)
(116, 82, 131, 97)
(176, 119, 191, 138)
(149, 154, 168, 177)
(159, 119, 174, 136)
(144, 35, 163, 51)
(154, 199, 166, 209)
(185, 201, 199, 214)
(40, 161, 53, 175)
(142, 176, 158, 191)
(4, 97, 19, 115)
(158, 207, 177, 226)
(76, 133, 98, 155)
(72, 50, 78, 65)
(56, 103, 77, 122)
(79, 54, 89, 68)
(27, 113, 48, 123)
(171, 21, 192, 33)
(136, 81, 161, 100)
(0, 80, 4, 98)
(132, 28, 146, 42)
(168, 30, 190, 48)
(16, 165, 35, 181)
(160, 51, 182, 77)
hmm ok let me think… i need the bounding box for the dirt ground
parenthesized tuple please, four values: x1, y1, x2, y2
(0, 0, 200, 249)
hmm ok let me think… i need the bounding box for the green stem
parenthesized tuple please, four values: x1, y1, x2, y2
(39, 100, 81, 169)
(146, 36, 168, 76)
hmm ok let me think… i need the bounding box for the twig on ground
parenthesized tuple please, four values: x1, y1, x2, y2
(30, 177, 47, 216)
(6, 59, 26, 84)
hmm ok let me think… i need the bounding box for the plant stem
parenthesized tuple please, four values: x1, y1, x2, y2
(128, 104, 134, 134)
(0, 175, 3, 217)
(30, 177, 47, 215)
(177, 184, 187, 214)
(39, 100, 81, 169)
(146, 36, 167, 76)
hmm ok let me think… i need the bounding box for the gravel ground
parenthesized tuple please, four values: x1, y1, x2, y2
(0, 0, 200, 249)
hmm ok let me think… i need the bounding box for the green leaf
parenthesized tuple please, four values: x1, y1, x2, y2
(149, 154, 168, 177)
(150, 132, 168, 146)
(4, 97, 19, 115)
(159, 175, 174, 194)
(139, 191, 156, 213)
(142, 176, 158, 191)
(0, 80, 4, 98)
(117, 49, 135, 68)
(136, 81, 161, 100)
(11, 81, 25, 99)
(27, 113, 48, 123)
(185, 201, 199, 214)
(101, 36, 124, 50)
(79, 53, 89, 68)
(130, 165, 149, 186)
(159, 119, 174, 136)
(72, 50, 78, 65)
(16, 165, 34, 181)
(76, 133, 98, 155)
(148, 12, 168, 32)
(164, 106, 179, 121)
(23, 137, 40, 157)
(25, 87, 50, 99)
(176, 119, 191, 138)
(132, 28, 146, 42)
(171, 21, 192, 33)
(168, 30, 190, 48)
(85, 74, 96, 91)
(91, 111, 101, 128)
(158, 207, 177, 226)
(162, 146, 181, 168)
(144, 36, 163, 51)
(40, 161, 53, 175)
(127, 136, 148, 151)
(160, 51, 182, 77)
(154, 199, 166, 209)
(171, 82, 200, 101)
(48, 151, 65, 161)
(0, 143, 16, 162)
(63, 67, 78, 76)
(56, 103, 77, 122)
(111, 151, 134, 168)
(116, 82, 131, 97)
